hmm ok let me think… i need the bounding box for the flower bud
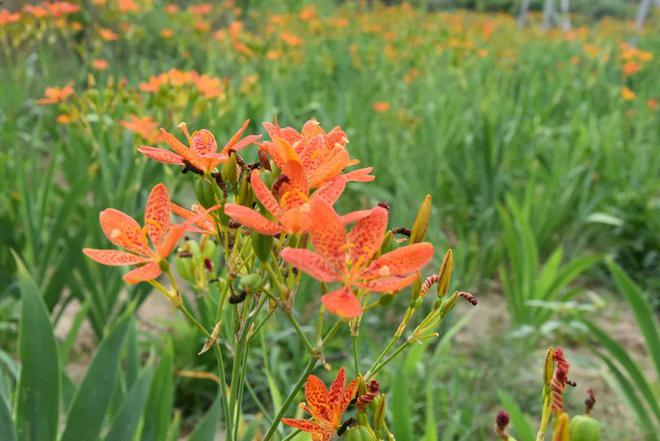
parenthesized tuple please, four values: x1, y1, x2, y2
(238, 173, 254, 206)
(373, 394, 386, 431)
(439, 290, 459, 318)
(221, 151, 238, 186)
(344, 426, 376, 441)
(251, 232, 273, 263)
(410, 194, 432, 244)
(436, 249, 453, 298)
(195, 178, 217, 208)
(552, 412, 570, 441)
(543, 347, 555, 388)
(238, 273, 263, 293)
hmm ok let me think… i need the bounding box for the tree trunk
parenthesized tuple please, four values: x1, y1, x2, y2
(543, 0, 557, 30)
(560, 0, 571, 30)
(636, 0, 652, 32)
(518, 0, 532, 27)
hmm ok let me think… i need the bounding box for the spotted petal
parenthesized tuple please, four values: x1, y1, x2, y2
(347, 206, 388, 270)
(145, 183, 171, 247)
(356, 273, 419, 293)
(83, 249, 151, 266)
(99, 209, 150, 256)
(251, 170, 284, 219)
(309, 200, 347, 274)
(280, 418, 328, 435)
(123, 262, 162, 284)
(138, 146, 184, 165)
(305, 375, 330, 420)
(362, 242, 434, 279)
(224, 204, 282, 236)
(321, 286, 361, 318)
(280, 248, 340, 282)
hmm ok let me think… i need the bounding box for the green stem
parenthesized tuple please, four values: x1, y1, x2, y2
(365, 340, 409, 381)
(178, 304, 212, 340)
(352, 334, 360, 376)
(284, 310, 315, 355)
(214, 345, 233, 440)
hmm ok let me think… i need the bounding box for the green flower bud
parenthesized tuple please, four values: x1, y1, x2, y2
(439, 291, 459, 318)
(251, 232, 273, 263)
(195, 178, 217, 208)
(410, 194, 432, 244)
(344, 425, 376, 441)
(238, 274, 263, 293)
(373, 394, 386, 431)
(436, 249, 453, 298)
(221, 152, 238, 186)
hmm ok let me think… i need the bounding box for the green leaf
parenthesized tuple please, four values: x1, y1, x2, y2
(141, 340, 175, 441)
(607, 261, 660, 378)
(60, 312, 132, 441)
(188, 395, 221, 441)
(0, 392, 16, 441)
(104, 365, 155, 441)
(497, 390, 535, 441)
(14, 253, 60, 441)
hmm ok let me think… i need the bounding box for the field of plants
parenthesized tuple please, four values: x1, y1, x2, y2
(0, 1, 658, 440)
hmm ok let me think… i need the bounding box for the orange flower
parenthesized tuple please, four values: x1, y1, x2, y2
(623, 62, 640, 76)
(372, 102, 390, 113)
(281, 32, 302, 46)
(138, 120, 261, 174)
(194, 74, 223, 99)
(647, 99, 658, 110)
(160, 28, 174, 39)
(281, 200, 434, 318)
(0, 9, 21, 25)
(282, 367, 357, 441)
(37, 83, 74, 105)
(224, 157, 372, 236)
(118, 0, 139, 13)
(621, 86, 636, 101)
(262, 119, 368, 190)
(56, 114, 73, 124)
(121, 115, 160, 143)
(83, 184, 215, 284)
(98, 27, 119, 41)
(92, 59, 109, 70)
(165, 4, 179, 14)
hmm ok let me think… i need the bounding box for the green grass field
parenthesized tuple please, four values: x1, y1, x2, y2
(0, 1, 658, 440)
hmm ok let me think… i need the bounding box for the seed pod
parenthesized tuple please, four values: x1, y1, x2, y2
(174, 253, 195, 282)
(410, 194, 432, 244)
(251, 232, 273, 263)
(436, 249, 453, 298)
(238, 274, 263, 293)
(569, 415, 600, 441)
(194, 178, 217, 208)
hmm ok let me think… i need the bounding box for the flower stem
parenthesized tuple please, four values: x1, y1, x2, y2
(284, 310, 315, 355)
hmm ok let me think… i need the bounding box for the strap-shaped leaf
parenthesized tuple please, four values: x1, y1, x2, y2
(188, 395, 221, 441)
(0, 392, 16, 441)
(104, 365, 156, 441)
(14, 253, 60, 441)
(60, 312, 131, 441)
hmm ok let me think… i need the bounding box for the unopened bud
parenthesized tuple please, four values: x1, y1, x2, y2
(410, 194, 432, 244)
(439, 291, 459, 318)
(544, 347, 555, 388)
(436, 249, 453, 298)
(221, 152, 238, 186)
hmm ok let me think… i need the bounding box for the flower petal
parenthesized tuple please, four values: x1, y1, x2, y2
(99, 208, 150, 256)
(145, 183, 171, 248)
(328, 367, 346, 406)
(123, 262, 162, 284)
(305, 375, 330, 420)
(356, 273, 419, 293)
(189, 129, 217, 155)
(347, 206, 388, 269)
(362, 242, 434, 279)
(224, 203, 282, 236)
(311, 176, 346, 206)
(308, 148, 350, 189)
(138, 146, 184, 165)
(280, 248, 340, 282)
(342, 167, 375, 183)
(159, 128, 193, 162)
(83, 249, 151, 266)
(321, 286, 361, 318)
(251, 170, 284, 219)
(309, 200, 347, 273)
(280, 418, 327, 434)
(340, 210, 372, 225)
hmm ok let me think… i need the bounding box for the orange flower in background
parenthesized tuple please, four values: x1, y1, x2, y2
(139, 120, 261, 174)
(92, 59, 109, 70)
(37, 83, 74, 105)
(647, 99, 658, 110)
(23, 4, 48, 18)
(194, 74, 223, 99)
(83, 184, 214, 284)
(282, 367, 357, 441)
(262, 119, 370, 190)
(372, 101, 390, 113)
(160, 28, 174, 39)
(56, 114, 72, 124)
(621, 86, 636, 101)
(165, 4, 179, 14)
(121, 115, 160, 143)
(281, 32, 302, 46)
(281, 200, 434, 318)
(623, 62, 639, 76)
(224, 157, 372, 236)
(98, 27, 119, 41)
(118, 0, 139, 13)
(0, 9, 21, 25)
